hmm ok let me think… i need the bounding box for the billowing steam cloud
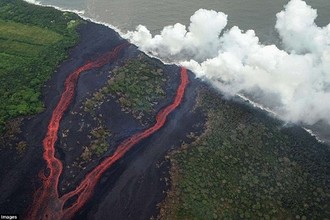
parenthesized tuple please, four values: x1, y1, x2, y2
(125, 9, 227, 61)
(24, 0, 41, 4)
(125, 0, 330, 125)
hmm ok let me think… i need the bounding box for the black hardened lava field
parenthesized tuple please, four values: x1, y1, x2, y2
(0, 1, 329, 220)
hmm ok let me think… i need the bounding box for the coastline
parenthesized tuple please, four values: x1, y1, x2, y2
(0, 1, 328, 219)
(22, 0, 330, 146)
(23, 0, 125, 42)
(0, 19, 125, 215)
(157, 85, 330, 219)
(0, 9, 206, 218)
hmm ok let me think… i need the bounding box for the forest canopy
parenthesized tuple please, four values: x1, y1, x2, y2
(0, 0, 82, 132)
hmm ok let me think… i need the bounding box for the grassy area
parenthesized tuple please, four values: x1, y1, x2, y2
(159, 89, 330, 220)
(0, 39, 43, 57)
(0, 19, 63, 45)
(84, 57, 167, 124)
(0, 0, 81, 133)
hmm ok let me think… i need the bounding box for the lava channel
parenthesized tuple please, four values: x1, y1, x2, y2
(27, 42, 189, 220)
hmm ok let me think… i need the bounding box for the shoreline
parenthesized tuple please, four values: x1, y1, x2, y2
(0, 10, 207, 218)
(0, 17, 126, 214)
(22, 0, 330, 146)
(157, 85, 330, 219)
(0, 1, 328, 219)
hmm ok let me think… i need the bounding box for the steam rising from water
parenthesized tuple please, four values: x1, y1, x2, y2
(24, 0, 41, 4)
(125, 0, 330, 126)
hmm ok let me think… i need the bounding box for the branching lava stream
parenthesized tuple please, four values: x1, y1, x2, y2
(27, 43, 189, 220)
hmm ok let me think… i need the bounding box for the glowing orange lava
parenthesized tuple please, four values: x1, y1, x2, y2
(27, 42, 188, 220)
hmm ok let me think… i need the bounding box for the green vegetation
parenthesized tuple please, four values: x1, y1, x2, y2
(84, 57, 167, 124)
(78, 125, 112, 162)
(0, 19, 63, 45)
(0, 0, 82, 132)
(159, 89, 330, 220)
(77, 57, 169, 166)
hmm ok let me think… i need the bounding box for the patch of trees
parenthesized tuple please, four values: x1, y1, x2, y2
(0, 0, 82, 132)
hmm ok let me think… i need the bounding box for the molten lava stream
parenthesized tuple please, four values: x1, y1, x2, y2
(27, 43, 128, 220)
(61, 67, 188, 219)
(28, 40, 188, 219)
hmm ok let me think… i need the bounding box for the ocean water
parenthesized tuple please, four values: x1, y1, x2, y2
(32, 0, 330, 144)
(37, 0, 329, 43)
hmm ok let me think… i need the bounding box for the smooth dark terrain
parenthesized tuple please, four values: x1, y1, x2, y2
(0, 18, 204, 219)
(0, 1, 329, 220)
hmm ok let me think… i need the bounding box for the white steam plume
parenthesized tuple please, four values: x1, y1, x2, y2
(23, 0, 41, 4)
(126, 9, 227, 61)
(125, 0, 330, 125)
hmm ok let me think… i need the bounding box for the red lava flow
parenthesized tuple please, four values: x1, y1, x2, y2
(27, 42, 189, 220)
